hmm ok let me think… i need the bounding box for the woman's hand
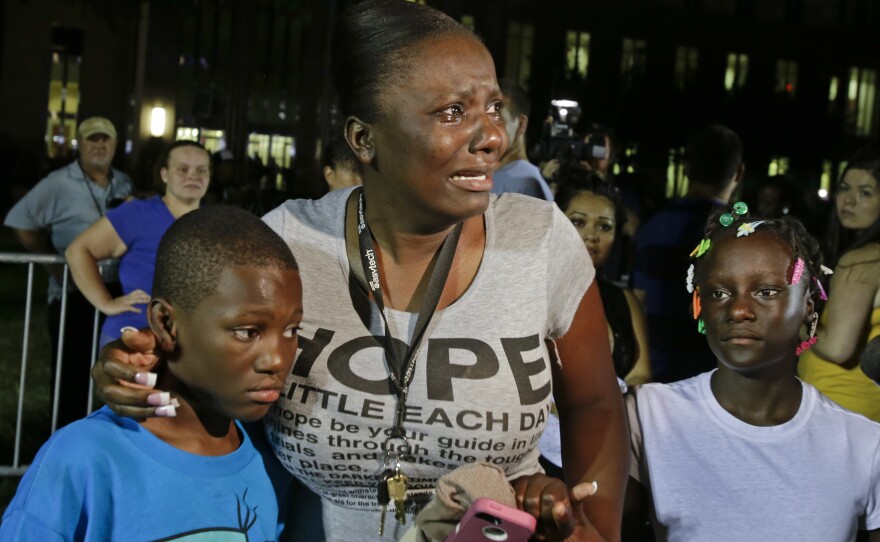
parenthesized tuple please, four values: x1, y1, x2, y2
(91, 327, 175, 419)
(100, 289, 152, 315)
(513, 474, 600, 541)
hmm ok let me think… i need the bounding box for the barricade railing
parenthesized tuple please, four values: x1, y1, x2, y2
(0, 252, 104, 476)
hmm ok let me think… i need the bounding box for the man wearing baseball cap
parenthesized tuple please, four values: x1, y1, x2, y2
(5, 116, 133, 428)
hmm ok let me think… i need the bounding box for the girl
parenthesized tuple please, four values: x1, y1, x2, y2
(623, 204, 880, 541)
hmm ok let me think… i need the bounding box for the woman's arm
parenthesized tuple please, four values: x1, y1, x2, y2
(812, 252, 879, 364)
(92, 328, 166, 419)
(65, 217, 150, 315)
(555, 282, 629, 541)
(622, 289, 651, 387)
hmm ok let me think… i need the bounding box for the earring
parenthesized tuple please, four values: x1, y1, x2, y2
(796, 313, 819, 356)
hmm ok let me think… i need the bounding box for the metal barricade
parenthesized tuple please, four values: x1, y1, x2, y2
(0, 252, 103, 477)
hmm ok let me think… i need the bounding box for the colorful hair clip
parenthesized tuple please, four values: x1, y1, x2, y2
(814, 276, 828, 301)
(697, 318, 706, 335)
(790, 258, 805, 286)
(692, 288, 701, 319)
(736, 220, 765, 238)
(720, 201, 750, 227)
(686, 264, 695, 293)
(689, 238, 711, 258)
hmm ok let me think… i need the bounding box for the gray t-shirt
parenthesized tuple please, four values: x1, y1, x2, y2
(5, 161, 133, 301)
(262, 189, 592, 541)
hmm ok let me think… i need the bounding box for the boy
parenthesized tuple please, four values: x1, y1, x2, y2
(0, 206, 303, 541)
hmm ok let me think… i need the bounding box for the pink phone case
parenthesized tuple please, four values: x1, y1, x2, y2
(445, 498, 537, 542)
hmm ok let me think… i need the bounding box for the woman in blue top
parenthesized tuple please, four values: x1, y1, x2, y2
(66, 140, 210, 346)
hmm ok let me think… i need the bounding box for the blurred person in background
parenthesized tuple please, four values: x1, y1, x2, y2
(631, 124, 743, 383)
(798, 142, 880, 421)
(66, 140, 210, 349)
(491, 80, 554, 200)
(322, 134, 362, 192)
(4, 116, 133, 428)
(539, 165, 651, 478)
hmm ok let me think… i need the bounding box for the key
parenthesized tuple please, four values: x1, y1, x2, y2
(376, 469, 393, 536)
(387, 471, 409, 525)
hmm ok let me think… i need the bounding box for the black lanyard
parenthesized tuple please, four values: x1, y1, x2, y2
(355, 189, 462, 439)
(81, 164, 113, 217)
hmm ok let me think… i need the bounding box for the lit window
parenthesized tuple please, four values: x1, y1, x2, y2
(505, 23, 534, 89)
(461, 15, 475, 31)
(767, 156, 790, 176)
(248, 133, 295, 189)
(674, 46, 699, 89)
(45, 28, 83, 159)
(176, 128, 226, 153)
(724, 53, 749, 92)
(819, 160, 833, 200)
(565, 31, 591, 78)
(846, 67, 877, 136)
(666, 147, 687, 198)
(828, 76, 839, 109)
(621, 38, 647, 83)
(775, 60, 798, 96)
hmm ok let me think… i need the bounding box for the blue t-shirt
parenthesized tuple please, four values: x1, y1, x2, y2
(102, 196, 175, 341)
(0, 406, 281, 541)
(490, 159, 554, 201)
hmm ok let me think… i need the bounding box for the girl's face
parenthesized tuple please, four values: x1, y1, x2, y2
(836, 168, 880, 231)
(698, 231, 812, 373)
(564, 191, 616, 267)
(366, 34, 507, 227)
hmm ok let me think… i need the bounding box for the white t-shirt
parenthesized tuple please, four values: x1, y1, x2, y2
(628, 371, 880, 542)
(262, 189, 593, 541)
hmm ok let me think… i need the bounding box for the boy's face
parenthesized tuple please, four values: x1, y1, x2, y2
(170, 265, 302, 422)
(698, 232, 811, 373)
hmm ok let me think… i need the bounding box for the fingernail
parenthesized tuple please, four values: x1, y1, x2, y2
(572, 480, 598, 500)
(170, 398, 181, 408)
(553, 501, 567, 519)
(120, 326, 138, 335)
(147, 392, 170, 406)
(134, 372, 157, 388)
(155, 405, 176, 417)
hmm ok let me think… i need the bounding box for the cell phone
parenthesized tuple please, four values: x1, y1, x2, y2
(444, 498, 537, 542)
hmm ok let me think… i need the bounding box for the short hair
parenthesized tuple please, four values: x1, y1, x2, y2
(685, 125, 742, 188)
(554, 162, 626, 236)
(693, 205, 825, 307)
(825, 141, 880, 264)
(152, 140, 211, 192)
(153, 206, 298, 313)
(331, 0, 478, 123)
(500, 79, 530, 118)
(322, 134, 360, 173)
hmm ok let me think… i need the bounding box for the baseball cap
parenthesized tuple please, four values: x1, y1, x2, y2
(78, 117, 117, 139)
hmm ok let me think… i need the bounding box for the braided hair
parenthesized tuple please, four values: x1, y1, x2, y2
(689, 203, 826, 308)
